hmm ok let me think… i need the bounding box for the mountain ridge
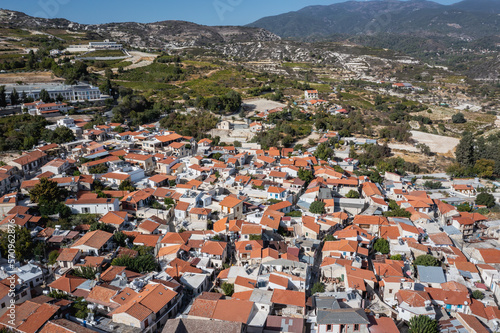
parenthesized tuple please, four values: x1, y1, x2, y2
(0, 9, 280, 48)
(247, 0, 500, 40)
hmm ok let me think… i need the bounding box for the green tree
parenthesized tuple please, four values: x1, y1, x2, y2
(113, 231, 128, 247)
(373, 238, 390, 254)
(390, 254, 403, 261)
(89, 164, 108, 174)
(0, 86, 6, 108)
(476, 192, 496, 208)
(414, 254, 440, 267)
(119, 180, 136, 191)
(0, 227, 33, 261)
(474, 159, 495, 179)
(10, 88, 19, 106)
(310, 201, 325, 214)
(73, 266, 99, 279)
(455, 132, 475, 169)
(249, 234, 262, 241)
(324, 234, 337, 241)
(315, 142, 333, 161)
(30, 177, 67, 203)
(423, 181, 442, 189)
(346, 190, 360, 198)
(48, 250, 60, 265)
(311, 282, 325, 294)
(100, 78, 112, 95)
(416, 143, 432, 156)
(48, 290, 69, 299)
(40, 89, 51, 103)
(164, 197, 175, 207)
(111, 254, 158, 273)
(90, 222, 113, 232)
(452, 112, 466, 124)
(221, 282, 234, 296)
(298, 168, 314, 183)
(472, 290, 485, 300)
(408, 315, 439, 333)
(43, 126, 76, 144)
(457, 202, 473, 212)
(384, 208, 412, 218)
(72, 298, 89, 319)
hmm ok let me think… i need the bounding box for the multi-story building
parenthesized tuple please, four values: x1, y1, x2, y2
(10, 83, 102, 103)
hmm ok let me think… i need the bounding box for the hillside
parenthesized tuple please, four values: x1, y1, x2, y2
(247, 0, 500, 40)
(0, 9, 280, 48)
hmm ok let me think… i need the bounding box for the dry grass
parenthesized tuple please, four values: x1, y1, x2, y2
(0, 71, 64, 84)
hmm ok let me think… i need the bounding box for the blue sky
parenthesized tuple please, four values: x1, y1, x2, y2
(2, 0, 461, 26)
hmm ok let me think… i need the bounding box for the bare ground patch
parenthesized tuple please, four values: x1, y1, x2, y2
(0, 71, 63, 84)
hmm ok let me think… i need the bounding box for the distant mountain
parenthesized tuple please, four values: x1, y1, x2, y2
(451, 0, 500, 14)
(0, 9, 280, 48)
(247, 0, 500, 40)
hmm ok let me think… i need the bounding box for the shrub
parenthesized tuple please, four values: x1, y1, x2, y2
(452, 112, 466, 123)
(476, 192, 496, 208)
(390, 254, 403, 261)
(285, 211, 302, 217)
(48, 250, 59, 265)
(221, 282, 234, 296)
(472, 290, 485, 300)
(346, 190, 360, 198)
(310, 201, 326, 214)
(414, 254, 440, 267)
(408, 315, 439, 333)
(374, 238, 389, 254)
(311, 282, 325, 294)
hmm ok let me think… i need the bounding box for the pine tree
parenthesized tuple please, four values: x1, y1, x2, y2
(0, 86, 6, 108)
(408, 315, 439, 333)
(21, 91, 27, 103)
(40, 89, 51, 103)
(10, 88, 19, 105)
(455, 132, 475, 168)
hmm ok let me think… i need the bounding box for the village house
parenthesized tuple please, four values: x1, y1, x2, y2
(70, 230, 114, 255)
(66, 196, 120, 214)
(304, 90, 319, 100)
(8, 150, 48, 175)
(219, 196, 244, 220)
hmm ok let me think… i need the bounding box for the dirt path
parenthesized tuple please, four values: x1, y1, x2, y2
(123, 51, 157, 70)
(295, 131, 321, 146)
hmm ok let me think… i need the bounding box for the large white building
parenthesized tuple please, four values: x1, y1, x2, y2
(67, 40, 123, 52)
(5, 83, 102, 103)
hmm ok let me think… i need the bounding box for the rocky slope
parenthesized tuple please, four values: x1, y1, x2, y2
(0, 9, 280, 48)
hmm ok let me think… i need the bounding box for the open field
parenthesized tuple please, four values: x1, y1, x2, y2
(242, 98, 286, 116)
(389, 131, 460, 155)
(0, 71, 63, 84)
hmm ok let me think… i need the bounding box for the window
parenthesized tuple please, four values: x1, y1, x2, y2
(354, 324, 359, 331)
(326, 325, 333, 332)
(1, 303, 5, 308)
(389, 289, 393, 294)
